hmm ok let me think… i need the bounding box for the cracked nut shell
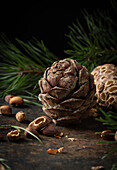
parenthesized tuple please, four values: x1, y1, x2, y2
(42, 124, 58, 136)
(7, 130, 21, 141)
(16, 111, 26, 122)
(5, 95, 14, 103)
(28, 116, 51, 131)
(24, 126, 40, 138)
(9, 96, 24, 106)
(0, 105, 12, 115)
(0, 163, 5, 170)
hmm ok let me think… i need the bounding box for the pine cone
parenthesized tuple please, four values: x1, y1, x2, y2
(91, 64, 117, 111)
(39, 58, 96, 125)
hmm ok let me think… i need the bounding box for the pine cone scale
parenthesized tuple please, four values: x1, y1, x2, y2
(39, 78, 52, 93)
(43, 107, 72, 118)
(60, 98, 84, 109)
(48, 86, 70, 100)
(72, 82, 89, 98)
(39, 93, 60, 107)
(79, 66, 89, 85)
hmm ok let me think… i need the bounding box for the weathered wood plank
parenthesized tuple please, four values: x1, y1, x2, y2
(0, 98, 116, 170)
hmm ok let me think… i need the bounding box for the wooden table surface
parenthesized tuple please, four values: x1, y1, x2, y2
(0, 98, 117, 170)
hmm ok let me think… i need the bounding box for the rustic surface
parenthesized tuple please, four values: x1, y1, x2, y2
(0, 98, 117, 170)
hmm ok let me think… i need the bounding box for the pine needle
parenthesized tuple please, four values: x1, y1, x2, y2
(0, 158, 11, 170)
(0, 125, 43, 144)
(101, 148, 117, 159)
(65, 1, 117, 72)
(96, 108, 117, 130)
(23, 99, 42, 107)
(11, 125, 43, 144)
(96, 108, 117, 163)
(0, 34, 59, 103)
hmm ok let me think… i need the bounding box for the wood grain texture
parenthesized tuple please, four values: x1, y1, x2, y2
(0, 98, 116, 170)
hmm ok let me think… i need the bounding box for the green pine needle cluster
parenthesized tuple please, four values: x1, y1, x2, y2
(96, 108, 117, 130)
(0, 34, 58, 103)
(96, 108, 117, 168)
(65, 1, 117, 72)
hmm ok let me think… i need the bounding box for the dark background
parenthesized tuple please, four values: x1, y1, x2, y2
(0, 1, 112, 58)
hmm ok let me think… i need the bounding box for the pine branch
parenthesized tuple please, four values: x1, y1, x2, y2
(0, 34, 59, 102)
(65, 1, 117, 72)
(96, 108, 117, 167)
(96, 108, 117, 130)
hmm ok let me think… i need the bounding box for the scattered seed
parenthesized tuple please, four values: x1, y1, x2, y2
(54, 132, 64, 139)
(7, 130, 21, 142)
(68, 137, 77, 142)
(58, 147, 64, 153)
(0, 105, 12, 115)
(16, 111, 26, 122)
(0, 163, 5, 170)
(47, 148, 58, 155)
(91, 165, 104, 170)
(47, 147, 64, 155)
(101, 130, 114, 140)
(5, 95, 14, 103)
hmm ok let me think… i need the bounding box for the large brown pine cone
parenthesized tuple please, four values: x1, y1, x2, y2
(91, 64, 117, 111)
(39, 58, 96, 125)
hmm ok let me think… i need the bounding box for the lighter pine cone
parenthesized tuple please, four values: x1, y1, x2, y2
(91, 64, 117, 111)
(39, 58, 96, 125)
